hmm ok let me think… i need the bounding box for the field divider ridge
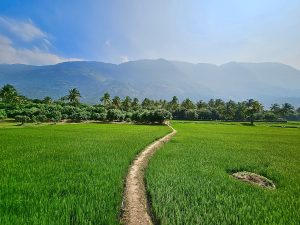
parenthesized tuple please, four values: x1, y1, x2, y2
(121, 124, 177, 225)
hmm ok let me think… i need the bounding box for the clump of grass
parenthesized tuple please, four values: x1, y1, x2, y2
(232, 171, 276, 189)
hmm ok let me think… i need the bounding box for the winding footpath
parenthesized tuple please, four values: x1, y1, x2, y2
(121, 125, 177, 225)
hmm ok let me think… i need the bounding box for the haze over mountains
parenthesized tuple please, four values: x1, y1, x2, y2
(0, 59, 300, 106)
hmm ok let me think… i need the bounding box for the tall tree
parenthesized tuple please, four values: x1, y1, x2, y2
(196, 100, 208, 110)
(112, 96, 121, 109)
(181, 98, 196, 110)
(214, 99, 226, 119)
(235, 102, 247, 121)
(224, 100, 237, 121)
(122, 96, 132, 111)
(215, 99, 225, 108)
(142, 98, 152, 109)
(208, 99, 215, 109)
(168, 96, 179, 111)
(281, 103, 294, 117)
(156, 99, 167, 109)
(43, 96, 53, 104)
(245, 99, 263, 125)
(0, 84, 18, 103)
(270, 103, 281, 116)
(100, 92, 112, 107)
(67, 88, 81, 104)
(132, 98, 140, 110)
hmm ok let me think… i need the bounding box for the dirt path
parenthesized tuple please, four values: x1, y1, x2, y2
(121, 125, 177, 225)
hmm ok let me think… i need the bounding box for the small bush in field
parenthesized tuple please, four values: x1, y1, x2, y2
(15, 115, 31, 124)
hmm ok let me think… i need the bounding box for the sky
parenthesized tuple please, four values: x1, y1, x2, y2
(0, 0, 299, 68)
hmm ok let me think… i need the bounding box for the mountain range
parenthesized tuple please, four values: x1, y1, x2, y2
(0, 59, 300, 107)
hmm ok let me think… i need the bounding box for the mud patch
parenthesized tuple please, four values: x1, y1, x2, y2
(232, 171, 275, 189)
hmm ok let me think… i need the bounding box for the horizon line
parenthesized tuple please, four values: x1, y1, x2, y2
(0, 59, 299, 70)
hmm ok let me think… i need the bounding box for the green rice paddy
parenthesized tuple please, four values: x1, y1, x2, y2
(0, 123, 170, 225)
(1, 121, 299, 225)
(146, 122, 300, 225)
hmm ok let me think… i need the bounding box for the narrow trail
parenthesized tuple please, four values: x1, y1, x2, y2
(121, 124, 177, 225)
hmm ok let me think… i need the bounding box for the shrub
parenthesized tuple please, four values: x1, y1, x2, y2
(15, 115, 31, 124)
(35, 114, 48, 123)
(61, 105, 77, 117)
(172, 109, 197, 121)
(91, 105, 107, 114)
(125, 112, 133, 120)
(91, 112, 107, 121)
(49, 111, 62, 123)
(197, 109, 212, 120)
(184, 110, 198, 120)
(132, 109, 171, 124)
(23, 107, 39, 118)
(263, 112, 277, 121)
(0, 109, 7, 120)
(62, 114, 69, 120)
(141, 110, 150, 123)
(6, 109, 23, 118)
(70, 111, 88, 122)
(172, 109, 186, 120)
(107, 109, 125, 122)
(131, 110, 144, 123)
(70, 110, 90, 122)
(149, 109, 172, 124)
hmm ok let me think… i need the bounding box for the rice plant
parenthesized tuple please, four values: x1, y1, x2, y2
(0, 123, 170, 225)
(146, 122, 300, 225)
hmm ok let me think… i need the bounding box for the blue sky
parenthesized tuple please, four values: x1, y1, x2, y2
(0, 0, 299, 68)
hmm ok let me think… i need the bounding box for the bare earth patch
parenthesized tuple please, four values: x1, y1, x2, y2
(121, 125, 177, 225)
(232, 171, 276, 189)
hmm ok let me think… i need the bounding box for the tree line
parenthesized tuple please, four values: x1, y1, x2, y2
(0, 84, 299, 125)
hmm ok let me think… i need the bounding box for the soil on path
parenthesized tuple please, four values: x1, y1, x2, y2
(121, 125, 176, 225)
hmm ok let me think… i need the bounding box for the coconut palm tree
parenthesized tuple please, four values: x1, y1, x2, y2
(270, 103, 281, 116)
(281, 103, 294, 118)
(43, 96, 53, 104)
(245, 99, 263, 125)
(132, 97, 140, 110)
(169, 96, 179, 110)
(181, 98, 196, 110)
(122, 96, 132, 111)
(67, 88, 81, 104)
(100, 92, 111, 107)
(112, 96, 121, 109)
(0, 84, 18, 103)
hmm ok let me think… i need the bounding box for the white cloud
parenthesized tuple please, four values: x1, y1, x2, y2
(0, 17, 81, 65)
(120, 55, 129, 63)
(0, 17, 47, 42)
(0, 34, 12, 45)
(0, 34, 80, 65)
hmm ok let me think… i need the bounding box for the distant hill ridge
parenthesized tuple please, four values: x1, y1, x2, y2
(0, 59, 300, 106)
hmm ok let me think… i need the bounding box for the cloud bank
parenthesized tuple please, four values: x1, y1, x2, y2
(0, 17, 80, 65)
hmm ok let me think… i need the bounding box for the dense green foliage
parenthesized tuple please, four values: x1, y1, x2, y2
(0, 123, 170, 224)
(1, 84, 299, 125)
(146, 122, 300, 225)
(0, 85, 173, 124)
(0, 109, 7, 119)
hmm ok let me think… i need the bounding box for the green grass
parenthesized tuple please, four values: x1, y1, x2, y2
(173, 120, 300, 128)
(0, 119, 21, 128)
(146, 122, 300, 225)
(0, 123, 170, 225)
